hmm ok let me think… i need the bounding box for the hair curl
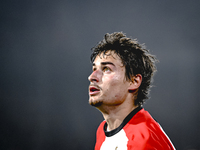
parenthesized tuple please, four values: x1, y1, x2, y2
(90, 32, 158, 106)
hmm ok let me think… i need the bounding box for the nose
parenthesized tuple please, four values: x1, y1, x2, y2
(88, 70, 100, 83)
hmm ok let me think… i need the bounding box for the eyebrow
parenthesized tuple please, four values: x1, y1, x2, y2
(92, 61, 115, 67)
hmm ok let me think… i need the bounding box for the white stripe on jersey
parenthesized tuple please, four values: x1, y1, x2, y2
(158, 123, 176, 150)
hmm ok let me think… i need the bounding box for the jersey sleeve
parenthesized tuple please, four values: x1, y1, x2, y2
(125, 121, 175, 150)
(124, 109, 175, 150)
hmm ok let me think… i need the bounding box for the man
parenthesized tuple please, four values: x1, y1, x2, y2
(88, 32, 175, 150)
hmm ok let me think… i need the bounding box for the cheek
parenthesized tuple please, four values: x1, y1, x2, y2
(103, 75, 126, 91)
(103, 75, 118, 88)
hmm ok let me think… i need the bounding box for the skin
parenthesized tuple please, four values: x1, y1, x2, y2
(88, 51, 142, 131)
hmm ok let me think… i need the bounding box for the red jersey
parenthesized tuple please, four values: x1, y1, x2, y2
(95, 107, 175, 150)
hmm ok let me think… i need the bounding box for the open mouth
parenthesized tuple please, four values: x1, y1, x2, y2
(90, 87, 100, 92)
(89, 86, 100, 95)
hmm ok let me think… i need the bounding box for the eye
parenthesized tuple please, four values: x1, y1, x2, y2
(92, 67, 96, 72)
(103, 67, 111, 72)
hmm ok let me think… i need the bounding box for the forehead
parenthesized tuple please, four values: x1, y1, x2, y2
(93, 51, 123, 66)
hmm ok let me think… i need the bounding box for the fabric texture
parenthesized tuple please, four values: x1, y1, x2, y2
(95, 107, 175, 150)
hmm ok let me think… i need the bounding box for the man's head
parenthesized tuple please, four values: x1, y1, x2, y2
(89, 32, 157, 106)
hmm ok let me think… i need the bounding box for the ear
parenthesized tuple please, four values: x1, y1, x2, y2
(128, 74, 142, 91)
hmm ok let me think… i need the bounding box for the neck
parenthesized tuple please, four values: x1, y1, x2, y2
(99, 103, 138, 131)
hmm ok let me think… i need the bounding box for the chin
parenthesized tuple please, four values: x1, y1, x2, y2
(89, 98, 103, 107)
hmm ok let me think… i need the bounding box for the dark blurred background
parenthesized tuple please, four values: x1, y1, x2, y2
(1, 0, 200, 150)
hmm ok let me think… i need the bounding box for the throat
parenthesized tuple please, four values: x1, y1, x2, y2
(104, 116, 123, 131)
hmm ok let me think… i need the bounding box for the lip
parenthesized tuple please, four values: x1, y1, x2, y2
(89, 86, 100, 95)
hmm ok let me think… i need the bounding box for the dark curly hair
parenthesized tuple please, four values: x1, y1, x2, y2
(90, 32, 158, 106)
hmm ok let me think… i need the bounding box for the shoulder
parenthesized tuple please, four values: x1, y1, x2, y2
(124, 109, 157, 142)
(96, 120, 106, 135)
(95, 120, 106, 150)
(124, 109, 175, 149)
